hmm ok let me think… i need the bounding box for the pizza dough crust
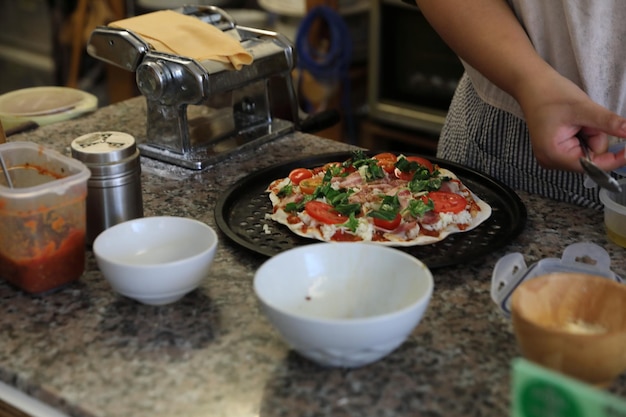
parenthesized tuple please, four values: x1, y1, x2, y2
(266, 159, 493, 246)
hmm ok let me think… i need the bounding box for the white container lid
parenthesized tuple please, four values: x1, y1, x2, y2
(490, 242, 623, 317)
(0, 87, 97, 130)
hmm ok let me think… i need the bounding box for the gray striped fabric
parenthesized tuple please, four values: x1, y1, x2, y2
(437, 73, 603, 210)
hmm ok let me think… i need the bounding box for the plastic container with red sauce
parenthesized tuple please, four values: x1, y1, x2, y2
(0, 141, 90, 293)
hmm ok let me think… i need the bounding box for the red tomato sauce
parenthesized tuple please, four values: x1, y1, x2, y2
(372, 232, 389, 242)
(331, 230, 361, 242)
(420, 228, 441, 238)
(0, 228, 85, 293)
(287, 214, 301, 224)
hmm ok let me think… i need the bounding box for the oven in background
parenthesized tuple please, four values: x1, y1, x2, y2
(367, 0, 464, 136)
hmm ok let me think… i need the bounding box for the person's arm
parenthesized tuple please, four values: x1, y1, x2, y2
(415, 0, 626, 172)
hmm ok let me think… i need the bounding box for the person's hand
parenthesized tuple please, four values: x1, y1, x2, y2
(415, 0, 626, 173)
(516, 69, 626, 172)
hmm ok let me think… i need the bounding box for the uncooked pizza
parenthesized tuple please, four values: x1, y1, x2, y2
(265, 151, 492, 246)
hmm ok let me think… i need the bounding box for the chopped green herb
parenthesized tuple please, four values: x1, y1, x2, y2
(326, 165, 344, 177)
(313, 182, 331, 199)
(343, 213, 360, 232)
(364, 162, 385, 180)
(284, 194, 315, 213)
(323, 169, 334, 183)
(395, 156, 422, 173)
(345, 151, 385, 181)
(346, 150, 369, 168)
(393, 156, 449, 191)
(408, 177, 443, 193)
(326, 189, 350, 206)
(310, 180, 360, 217)
(368, 194, 400, 221)
(284, 201, 299, 212)
(405, 198, 434, 218)
(277, 184, 293, 197)
(334, 203, 361, 216)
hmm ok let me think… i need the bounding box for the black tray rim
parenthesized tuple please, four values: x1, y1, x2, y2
(214, 151, 528, 268)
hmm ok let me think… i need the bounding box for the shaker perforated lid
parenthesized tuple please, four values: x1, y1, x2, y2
(71, 131, 137, 165)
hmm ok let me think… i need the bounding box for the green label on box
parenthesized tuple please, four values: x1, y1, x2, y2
(512, 358, 626, 417)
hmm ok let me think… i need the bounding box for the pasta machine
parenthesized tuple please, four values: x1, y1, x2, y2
(86, 5, 336, 169)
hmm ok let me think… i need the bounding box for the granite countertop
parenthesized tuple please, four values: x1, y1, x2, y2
(1, 97, 625, 417)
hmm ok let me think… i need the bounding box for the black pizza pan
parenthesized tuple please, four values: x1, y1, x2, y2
(214, 152, 527, 269)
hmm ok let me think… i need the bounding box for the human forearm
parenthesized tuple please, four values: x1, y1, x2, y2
(413, 0, 554, 105)
(415, 0, 626, 172)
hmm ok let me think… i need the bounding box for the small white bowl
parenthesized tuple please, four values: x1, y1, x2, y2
(93, 216, 218, 305)
(254, 242, 434, 368)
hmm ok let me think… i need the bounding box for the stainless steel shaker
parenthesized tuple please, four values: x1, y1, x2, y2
(71, 131, 143, 244)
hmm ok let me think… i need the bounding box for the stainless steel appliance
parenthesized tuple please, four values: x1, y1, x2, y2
(367, 0, 464, 135)
(87, 5, 330, 169)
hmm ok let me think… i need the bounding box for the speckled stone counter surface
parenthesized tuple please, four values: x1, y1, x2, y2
(1, 97, 625, 417)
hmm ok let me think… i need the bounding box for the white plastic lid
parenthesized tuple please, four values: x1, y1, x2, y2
(490, 242, 623, 317)
(0, 87, 98, 130)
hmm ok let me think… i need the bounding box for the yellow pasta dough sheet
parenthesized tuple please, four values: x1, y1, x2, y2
(110, 10, 253, 69)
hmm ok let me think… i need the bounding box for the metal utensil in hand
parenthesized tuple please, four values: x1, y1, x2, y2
(0, 152, 13, 188)
(577, 133, 622, 193)
(0, 121, 13, 188)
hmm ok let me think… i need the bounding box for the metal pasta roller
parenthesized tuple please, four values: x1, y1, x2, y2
(86, 5, 337, 169)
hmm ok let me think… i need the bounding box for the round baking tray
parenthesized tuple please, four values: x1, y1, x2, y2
(214, 152, 527, 269)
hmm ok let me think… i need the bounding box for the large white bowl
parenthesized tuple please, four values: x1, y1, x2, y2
(254, 242, 434, 367)
(93, 216, 218, 305)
